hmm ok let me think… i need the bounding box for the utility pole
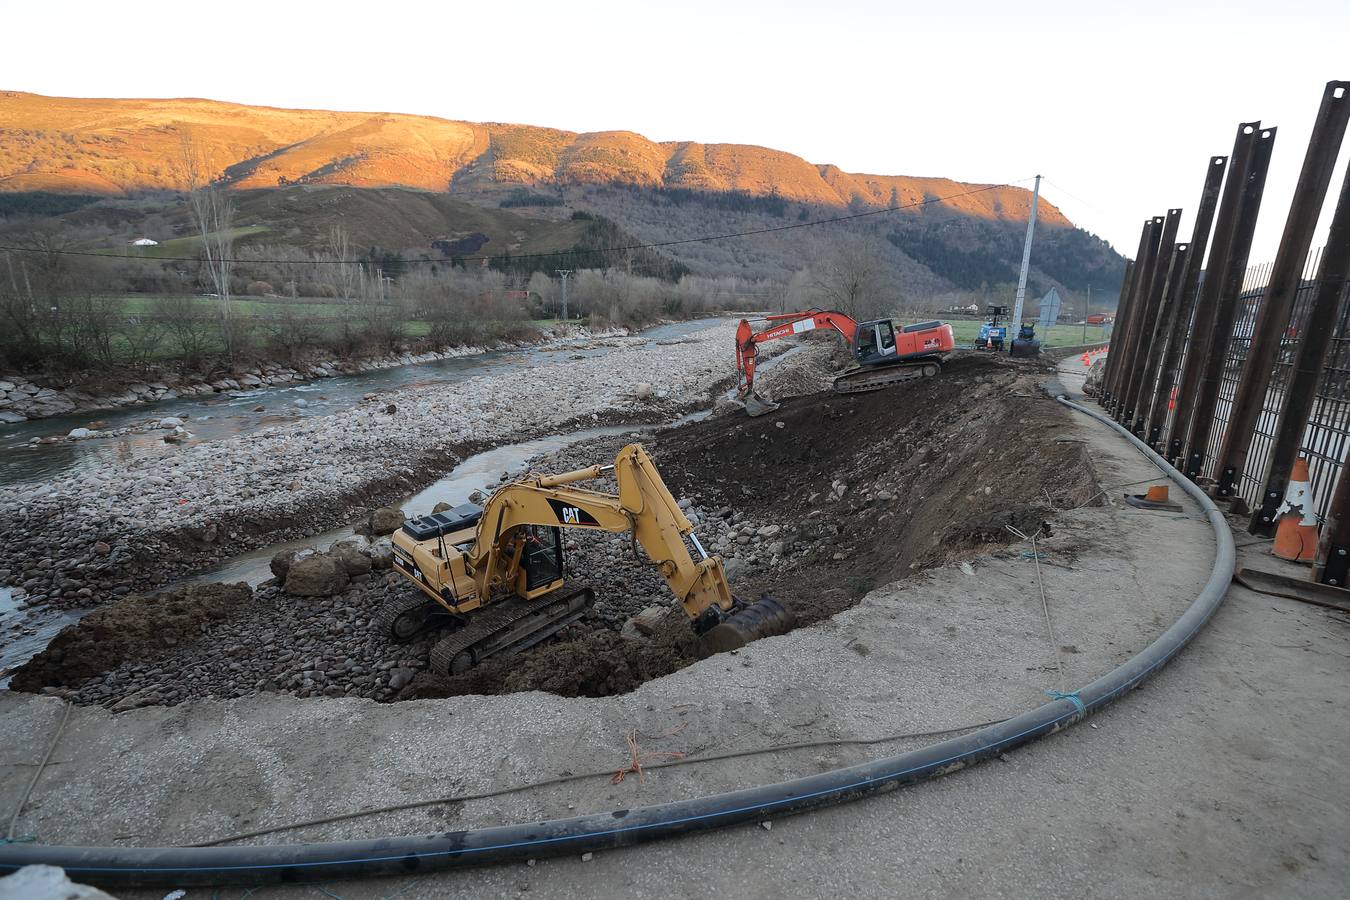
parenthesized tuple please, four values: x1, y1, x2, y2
(1083, 285, 1091, 343)
(1011, 174, 1042, 341)
(555, 269, 572, 321)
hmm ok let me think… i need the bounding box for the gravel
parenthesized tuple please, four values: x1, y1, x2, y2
(0, 323, 747, 610)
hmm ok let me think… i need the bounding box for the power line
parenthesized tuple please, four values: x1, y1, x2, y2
(0, 179, 1034, 267)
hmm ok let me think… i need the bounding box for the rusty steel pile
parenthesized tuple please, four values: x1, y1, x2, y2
(1097, 78, 1350, 585)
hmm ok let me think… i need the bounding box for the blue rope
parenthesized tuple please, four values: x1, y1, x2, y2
(1045, 689, 1086, 714)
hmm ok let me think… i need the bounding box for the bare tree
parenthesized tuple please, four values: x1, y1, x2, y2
(179, 136, 238, 359)
(809, 236, 886, 320)
(154, 294, 214, 368)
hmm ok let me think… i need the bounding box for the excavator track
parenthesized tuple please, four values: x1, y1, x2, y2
(429, 586, 595, 675)
(832, 357, 942, 394)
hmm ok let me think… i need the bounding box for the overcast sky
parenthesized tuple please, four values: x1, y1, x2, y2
(4, 0, 1348, 267)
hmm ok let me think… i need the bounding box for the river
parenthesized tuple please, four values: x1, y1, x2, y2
(0, 318, 724, 486)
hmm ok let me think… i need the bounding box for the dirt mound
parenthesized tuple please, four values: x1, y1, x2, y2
(9, 582, 251, 692)
(650, 352, 1098, 627)
(400, 610, 701, 700)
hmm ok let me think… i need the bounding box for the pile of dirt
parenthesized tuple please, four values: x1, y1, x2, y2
(400, 608, 700, 700)
(9, 582, 251, 692)
(649, 352, 1099, 626)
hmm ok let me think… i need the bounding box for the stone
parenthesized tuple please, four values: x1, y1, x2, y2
(724, 558, 747, 581)
(633, 382, 654, 400)
(67, 427, 92, 439)
(284, 553, 350, 597)
(93, 541, 111, 556)
(331, 544, 373, 576)
(431, 501, 453, 514)
(158, 417, 183, 429)
(368, 506, 405, 536)
(0, 865, 117, 899)
(388, 667, 416, 690)
(368, 537, 395, 569)
(630, 605, 667, 636)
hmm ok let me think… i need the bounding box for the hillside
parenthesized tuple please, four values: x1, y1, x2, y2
(0, 91, 1124, 297)
(0, 92, 1065, 223)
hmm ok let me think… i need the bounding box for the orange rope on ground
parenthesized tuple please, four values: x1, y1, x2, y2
(612, 729, 686, 784)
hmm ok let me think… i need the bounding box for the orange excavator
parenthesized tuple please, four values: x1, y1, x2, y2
(735, 309, 956, 415)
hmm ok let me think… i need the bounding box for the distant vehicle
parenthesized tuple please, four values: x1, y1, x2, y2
(976, 304, 1009, 351)
(1086, 314, 1114, 326)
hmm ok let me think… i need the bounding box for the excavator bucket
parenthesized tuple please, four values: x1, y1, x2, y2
(741, 391, 780, 417)
(699, 595, 795, 654)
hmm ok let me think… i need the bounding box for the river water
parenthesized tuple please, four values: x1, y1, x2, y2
(0, 318, 724, 486)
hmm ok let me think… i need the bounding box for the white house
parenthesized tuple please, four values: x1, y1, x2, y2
(130, 238, 159, 246)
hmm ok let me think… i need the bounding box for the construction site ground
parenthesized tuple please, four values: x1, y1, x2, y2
(2, 355, 1348, 898)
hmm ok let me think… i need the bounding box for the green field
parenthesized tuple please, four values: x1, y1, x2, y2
(945, 318, 1109, 349)
(108, 226, 271, 259)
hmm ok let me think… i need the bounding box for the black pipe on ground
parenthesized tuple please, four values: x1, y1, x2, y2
(0, 397, 1237, 888)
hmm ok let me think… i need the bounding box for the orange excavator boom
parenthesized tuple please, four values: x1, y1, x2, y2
(736, 309, 862, 395)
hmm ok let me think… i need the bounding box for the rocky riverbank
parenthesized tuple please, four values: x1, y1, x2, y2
(0, 324, 630, 424)
(0, 322, 743, 611)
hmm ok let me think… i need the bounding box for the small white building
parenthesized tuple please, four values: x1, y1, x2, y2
(130, 238, 159, 246)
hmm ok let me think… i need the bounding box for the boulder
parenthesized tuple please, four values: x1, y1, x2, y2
(0, 865, 117, 900)
(368, 537, 395, 570)
(634, 382, 654, 400)
(157, 417, 183, 429)
(431, 501, 453, 514)
(368, 506, 405, 536)
(331, 544, 373, 576)
(67, 427, 92, 440)
(630, 605, 667, 636)
(284, 553, 350, 597)
(270, 549, 299, 579)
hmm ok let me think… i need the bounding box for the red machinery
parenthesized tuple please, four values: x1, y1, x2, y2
(735, 309, 955, 414)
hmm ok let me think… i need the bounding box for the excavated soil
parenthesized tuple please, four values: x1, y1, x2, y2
(403, 352, 1101, 700)
(14, 352, 1102, 706)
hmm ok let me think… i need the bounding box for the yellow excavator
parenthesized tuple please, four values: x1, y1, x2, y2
(378, 443, 793, 674)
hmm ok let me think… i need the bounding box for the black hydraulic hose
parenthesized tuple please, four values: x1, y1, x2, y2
(0, 395, 1236, 888)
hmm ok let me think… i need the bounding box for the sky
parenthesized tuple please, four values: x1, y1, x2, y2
(3, 0, 1349, 267)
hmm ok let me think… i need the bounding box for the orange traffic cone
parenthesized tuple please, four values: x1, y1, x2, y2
(1272, 457, 1319, 563)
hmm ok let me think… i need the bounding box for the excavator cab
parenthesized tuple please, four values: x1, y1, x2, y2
(854, 319, 897, 366)
(519, 525, 564, 592)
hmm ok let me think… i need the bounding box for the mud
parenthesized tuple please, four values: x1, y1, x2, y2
(9, 582, 251, 693)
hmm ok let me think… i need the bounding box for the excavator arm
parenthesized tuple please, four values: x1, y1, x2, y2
(469, 444, 734, 621)
(736, 309, 860, 396)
